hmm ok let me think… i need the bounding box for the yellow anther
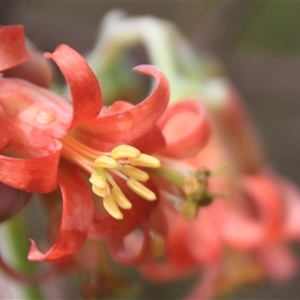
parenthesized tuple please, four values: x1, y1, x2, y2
(111, 187, 132, 209)
(92, 185, 110, 198)
(129, 154, 161, 168)
(89, 173, 107, 189)
(126, 178, 156, 201)
(103, 194, 123, 220)
(94, 156, 118, 169)
(121, 165, 149, 182)
(110, 145, 141, 160)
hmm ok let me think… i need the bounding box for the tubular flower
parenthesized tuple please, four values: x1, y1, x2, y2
(0, 25, 174, 262)
(0, 25, 212, 266)
(139, 85, 300, 299)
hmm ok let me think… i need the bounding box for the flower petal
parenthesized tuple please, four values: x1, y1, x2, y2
(276, 177, 300, 240)
(129, 125, 166, 154)
(0, 104, 12, 151)
(0, 119, 61, 192)
(254, 244, 298, 282)
(76, 65, 170, 149)
(108, 227, 152, 265)
(45, 44, 102, 129)
(0, 25, 29, 72)
(28, 164, 94, 261)
(157, 99, 210, 158)
(214, 89, 264, 172)
(241, 174, 284, 241)
(219, 173, 284, 250)
(0, 78, 73, 138)
(4, 49, 53, 88)
(188, 207, 222, 265)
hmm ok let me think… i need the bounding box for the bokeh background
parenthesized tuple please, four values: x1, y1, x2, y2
(1, 1, 300, 299)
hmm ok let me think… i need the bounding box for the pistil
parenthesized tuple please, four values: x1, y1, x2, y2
(149, 157, 219, 219)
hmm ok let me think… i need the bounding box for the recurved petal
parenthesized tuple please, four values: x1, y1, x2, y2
(218, 173, 284, 250)
(157, 99, 210, 158)
(28, 164, 94, 262)
(129, 125, 166, 154)
(241, 174, 284, 242)
(0, 25, 29, 72)
(0, 77, 73, 138)
(4, 49, 53, 88)
(77, 65, 170, 146)
(0, 119, 61, 193)
(108, 227, 152, 266)
(0, 105, 12, 151)
(279, 178, 300, 240)
(45, 44, 102, 130)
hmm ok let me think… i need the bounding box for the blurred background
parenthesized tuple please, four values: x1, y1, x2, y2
(1, 1, 300, 299)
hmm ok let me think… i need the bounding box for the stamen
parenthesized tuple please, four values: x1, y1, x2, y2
(120, 165, 149, 182)
(60, 143, 95, 171)
(111, 188, 132, 209)
(94, 156, 118, 169)
(103, 195, 123, 220)
(179, 167, 222, 220)
(129, 154, 161, 168)
(126, 178, 156, 201)
(92, 185, 110, 198)
(60, 136, 160, 219)
(110, 145, 141, 160)
(61, 136, 105, 159)
(89, 173, 107, 189)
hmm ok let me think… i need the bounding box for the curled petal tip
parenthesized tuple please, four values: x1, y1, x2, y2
(0, 25, 29, 71)
(158, 99, 211, 159)
(27, 239, 41, 261)
(133, 64, 160, 75)
(45, 44, 102, 130)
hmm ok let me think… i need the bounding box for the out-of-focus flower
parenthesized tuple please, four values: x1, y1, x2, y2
(181, 90, 300, 298)
(89, 12, 300, 299)
(140, 82, 300, 299)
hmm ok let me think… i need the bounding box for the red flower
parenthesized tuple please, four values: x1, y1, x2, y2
(0, 25, 211, 273)
(0, 25, 172, 262)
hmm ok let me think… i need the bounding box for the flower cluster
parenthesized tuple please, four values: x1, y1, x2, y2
(1, 13, 300, 300)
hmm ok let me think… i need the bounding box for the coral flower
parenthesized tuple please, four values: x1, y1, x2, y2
(0, 25, 211, 266)
(137, 85, 300, 299)
(0, 25, 174, 262)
